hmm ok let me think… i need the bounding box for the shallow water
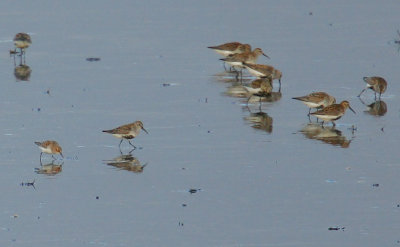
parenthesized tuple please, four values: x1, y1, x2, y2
(1, 0, 400, 246)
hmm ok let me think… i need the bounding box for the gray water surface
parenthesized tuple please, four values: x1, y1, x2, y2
(1, 1, 400, 246)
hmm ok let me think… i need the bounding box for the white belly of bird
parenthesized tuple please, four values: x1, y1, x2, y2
(14, 40, 30, 48)
(243, 86, 262, 94)
(313, 114, 342, 121)
(215, 50, 234, 57)
(302, 101, 322, 108)
(226, 61, 244, 68)
(39, 146, 53, 154)
(246, 67, 266, 77)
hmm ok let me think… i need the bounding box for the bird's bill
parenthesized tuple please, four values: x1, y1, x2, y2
(349, 106, 356, 114)
(262, 52, 270, 59)
(142, 127, 149, 134)
(60, 153, 64, 158)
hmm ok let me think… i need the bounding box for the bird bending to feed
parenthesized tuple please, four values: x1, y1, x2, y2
(220, 48, 270, 69)
(242, 62, 282, 87)
(358, 76, 387, 100)
(103, 121, 148, 149)
(13, 33, 32, 54)
(292, 92, 336, 114)
(310, 101, 356, 126)
(208, 42, 251, 57)
(35, 140, 63, 162)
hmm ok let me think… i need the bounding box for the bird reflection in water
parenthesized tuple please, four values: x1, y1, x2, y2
(35, 161, 63, 176)
(213, 71, 252, 84)
(104, 153, 147, 173)
(299, 123, 352, 148)
(244, 109, 273, 133)
(359, 98, 387, 116)
(14, 63, 32, 81)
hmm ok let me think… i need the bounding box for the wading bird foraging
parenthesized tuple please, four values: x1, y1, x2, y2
(103, 121, 148, 149)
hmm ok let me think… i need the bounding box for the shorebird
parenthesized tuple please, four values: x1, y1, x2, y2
(242, 62, 282, 87)
(220, 48, 269, 69)
(208, 42, 251, 57)
(102, 121, 148, 149)
(310, 101, 356, 126)
(35, 140, 63, 162)
(358, 76, 387, 100)
(13, 33, 32, 55)
(292, 92, 336, 115)
(244, 78, 273, 94)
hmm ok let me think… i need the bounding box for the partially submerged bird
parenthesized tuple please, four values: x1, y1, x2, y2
(13, 33, 32, 54)
(358, 76, 387, 99)
(208, 42, 251, 57)
(35, 140, 63, 162)
(310, 101, 356, 126)
(103, 121, 148, 149)
(292, 92, 336, 114)
(242, 62, 282, 87)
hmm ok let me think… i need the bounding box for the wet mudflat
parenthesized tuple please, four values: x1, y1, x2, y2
(0, 0, 400, 246)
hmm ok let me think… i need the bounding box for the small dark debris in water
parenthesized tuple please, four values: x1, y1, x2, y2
(207, 130, 211, 133)
(189, 188, 201, 194)
(20, 179, 36, 189)
(162, 83, 171, 87)
(37, 108, 41, 112)
(46, 89, 50, 95)
(329, 23, 333, 26)
(182, 204, 187, 207)
(309, 12, 313, 16)
(86, 57, 101, 62)
(372, 184, 379, 187)
(178, 222, 184, 226)
(205, 98, 208, 103)
(71, 105, 74, 108)
(381, 127, 384, 132)
(328, 227, 345, 231)
(96, 196, 99, 200)
(397, 204, 400, 207)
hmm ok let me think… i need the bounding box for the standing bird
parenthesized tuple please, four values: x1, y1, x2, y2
(35, 140, 63, 162)
(242, 62, 282, 87)
(102, 121, 148, 149)
(208, 42, 251, 57)
(310, 101, 356, 126)
(358, 76, 387, 100)
(292, 92, 336, 115)
(13, 33, 32, 55)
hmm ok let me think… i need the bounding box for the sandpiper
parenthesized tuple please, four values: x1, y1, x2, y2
(35, 140, 63, 161)
(103, 121, 148, 149)
(358, 76, 387, 99)
(220, 48, 270, 70)
(310, 101, 356, 126)
(208, 42, 251, 57)
(13, 33, 32, 55)
(244, 78, 273, 94)
(292, 92, 336, 114)
(242, 62, 282, 87)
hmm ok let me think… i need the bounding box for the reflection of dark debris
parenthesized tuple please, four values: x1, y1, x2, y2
(162, 83, 171, 87)
(46, 89, 50, 95)
(309, 12, 312, 16)
(179, 222, 184, 226)
(381, 127, 384, 132)
(189, 188, 201, 194)
(86, 57, 101, 62)
(182, 204, 187, 207)
(96, 196, 99, 200)
(395, 30, 400, 44)
(328, 227, 345, 231)
(372, 183, 379, 187)
(20, 179, 36, 189)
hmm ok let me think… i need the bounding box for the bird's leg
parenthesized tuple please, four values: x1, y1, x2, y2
(40, 152, 43, 163)
(358, 88, 366, 97)
(128, 140, 136, 149)
(118, 139, 123, 148)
